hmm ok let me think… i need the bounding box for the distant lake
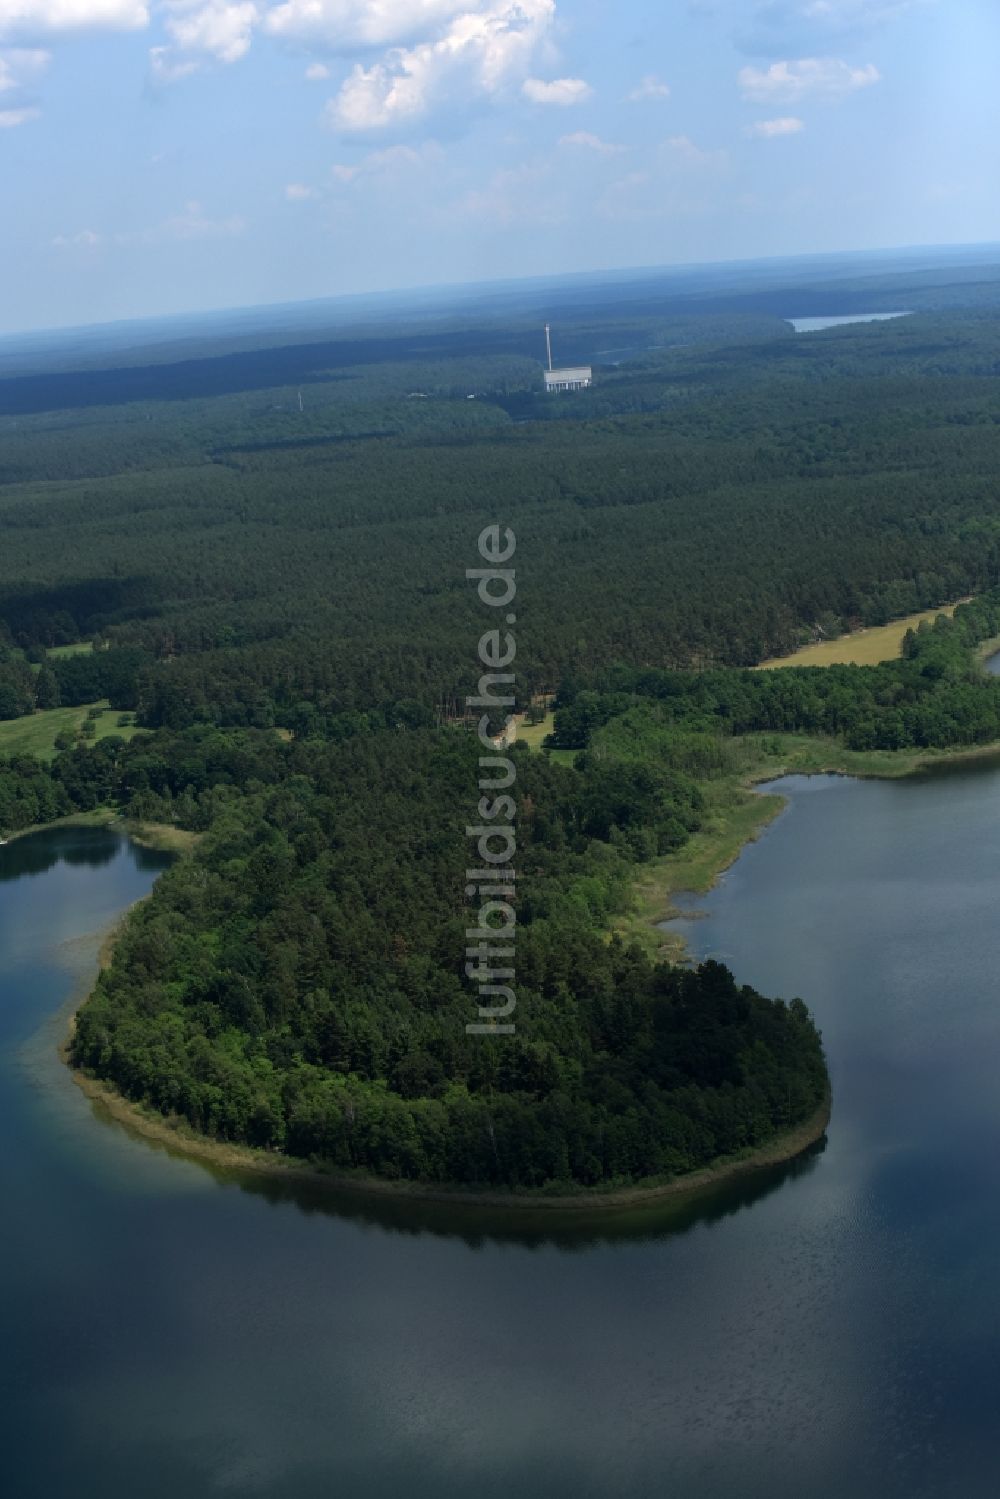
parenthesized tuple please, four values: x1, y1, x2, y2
(787, 311, 913, 332)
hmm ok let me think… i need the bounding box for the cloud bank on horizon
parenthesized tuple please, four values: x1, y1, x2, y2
(1, 0, 994, 333)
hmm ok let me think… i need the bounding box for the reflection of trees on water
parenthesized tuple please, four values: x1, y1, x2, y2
(218, 1136, 827, 1252)
(130, 844, 174, 875)
(0, 827, 171, 883)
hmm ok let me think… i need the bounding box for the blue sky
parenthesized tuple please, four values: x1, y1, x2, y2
(0, 0, 997, 334)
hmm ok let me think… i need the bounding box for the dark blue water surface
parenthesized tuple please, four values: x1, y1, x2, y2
(4, 783, 1000, 1499)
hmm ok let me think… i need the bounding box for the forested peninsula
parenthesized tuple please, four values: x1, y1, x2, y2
(45, 593, 1000, 1194)
(6, 276, 1000, 1197)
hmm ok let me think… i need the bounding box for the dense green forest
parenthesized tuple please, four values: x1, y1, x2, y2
(64, 732, 825, 1187)
(5, 303, 1000, 727)
(7, 264, 1000, 1192)
(549, 594, 1000, 754)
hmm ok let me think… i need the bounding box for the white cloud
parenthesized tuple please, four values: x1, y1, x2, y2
(148, 44, 197, 78)
(0, 41, 46, 113)
(52, 226, 102, 244)
(627, 73, 669, 101)
(801, 0, 920, 14)
(739, 57, 879, 101)
(4, 1, 571, 144)
(284, 181, 316, 199)
(597, 131, 732, 224)
(167, 0, 256, 62)
(327, 0, 557, 132)
(265, 0, 472, 50)
(0, 100, 36, 122)
(0, 0, 147, 39)
(746, 114, 804, 136)
(362, 142, 432, 170)
(661, 133, 726, 167)
(522, 75, 590, 106)
(798, 0, 923, 18)
(54, 205, 245, 247)
(332, 61, 421, 131)
(116, 200, 246, 243)
(560, 134, 729, 229)
(454, 159, 566, 225)
(596, 171, 653, 222)
(4, 0, 566, 133)
(597, 159, 725, 224)
(158, 200, 246, 237)
(558, 130, 622, 155)
(743, 0, 926, 50)
(0, 45, 48, 89)
(151, 0, 257, 78)
(331, 141, 438, 181)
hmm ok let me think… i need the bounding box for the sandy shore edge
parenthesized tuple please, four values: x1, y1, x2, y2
(69, 1062, 831, 1212)
(66, 912, 831, 1217)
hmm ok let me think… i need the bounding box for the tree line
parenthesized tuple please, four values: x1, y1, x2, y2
(549, 594, 1000, 753)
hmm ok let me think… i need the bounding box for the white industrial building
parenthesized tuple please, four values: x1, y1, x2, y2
(544, 366, 593, 392)
(542, 324, 592, 392)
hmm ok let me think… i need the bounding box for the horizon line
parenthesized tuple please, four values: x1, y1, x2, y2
(3, 237, 1000, 349)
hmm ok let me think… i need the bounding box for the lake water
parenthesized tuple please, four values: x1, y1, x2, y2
(787, 312, 913, 333)
(4, 779, 1000, 1497)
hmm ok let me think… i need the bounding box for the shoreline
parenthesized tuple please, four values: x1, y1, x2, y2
(1, 809, 198, 854)
(39, 730, 1000, 1216)
(54, 733, 1000, 1214)
(3, 809, 118, 846)
(624, 732, 1000, 961)
(69, 1048, 832, 1213)
(61, 886, 832, 1215)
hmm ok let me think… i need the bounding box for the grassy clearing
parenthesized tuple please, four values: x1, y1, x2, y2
(46, 642, 95, 659)
(123, 821, 200, 853)
(25, 641, 95, 673)
(0, 702, 146, 762)
(514, 711, 553, 750)
(758, 602, 965, 670)
(515, 711, 577, 765)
